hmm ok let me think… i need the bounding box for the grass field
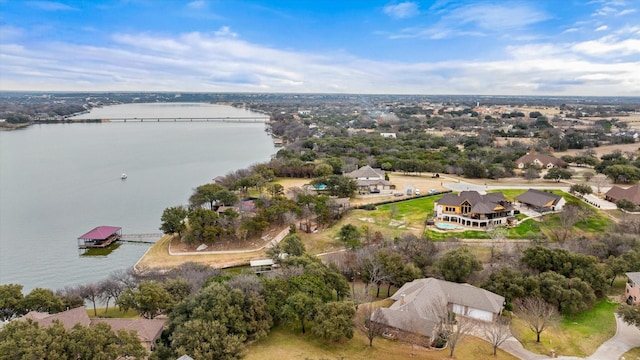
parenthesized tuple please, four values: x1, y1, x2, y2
(86, 307, 139, 318)
(244, 326, 518, 360)
(510, 299, 618, 357)
(620, 347, 640, 360)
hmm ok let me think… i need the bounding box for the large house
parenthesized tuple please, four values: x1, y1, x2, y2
(605, 184, 640, 207)
(515, 188, 565, 212)
(625, 272, 640, 306)
(515, 153, 566, 169)
(22, 306, 166, 352)
(345, 165, 393, 193)
(434, 191, 515, 227)
(374, 278, 505, 342)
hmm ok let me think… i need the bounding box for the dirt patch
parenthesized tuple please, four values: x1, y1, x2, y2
(169, 232, 273, 253)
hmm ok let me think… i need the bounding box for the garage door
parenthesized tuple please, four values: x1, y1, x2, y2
(467, 308, 493, 321)
(452, 304, 465, 315)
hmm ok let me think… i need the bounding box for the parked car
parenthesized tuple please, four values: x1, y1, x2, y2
(394, 192, 404, 197)
(415, 189, 420, 195)
(371, 188, 381, 193)
(428, 189, 438, 194)
(406, 189, 412, 195)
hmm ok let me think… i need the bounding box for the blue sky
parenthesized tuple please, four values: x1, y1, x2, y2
(0, 0, 639, 95)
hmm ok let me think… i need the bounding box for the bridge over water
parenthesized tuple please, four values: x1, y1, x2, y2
(38, 116, 269, 123)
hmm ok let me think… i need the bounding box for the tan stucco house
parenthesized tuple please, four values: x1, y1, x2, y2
(626, 272, 640, 306)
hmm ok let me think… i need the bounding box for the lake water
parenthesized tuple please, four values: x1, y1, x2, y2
(0, 103, 274, 292)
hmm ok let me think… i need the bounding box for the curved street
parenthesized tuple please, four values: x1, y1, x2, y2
(499, 315, 640, 360)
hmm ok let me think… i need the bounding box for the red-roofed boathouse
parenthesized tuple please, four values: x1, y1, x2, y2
(78, 226, 122, 248)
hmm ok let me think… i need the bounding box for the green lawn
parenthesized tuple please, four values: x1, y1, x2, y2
(511, 299, 618, 357)
(620, 347, 640, 360)
(86, 307, 139, 318)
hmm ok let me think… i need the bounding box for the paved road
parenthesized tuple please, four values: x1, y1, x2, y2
(499, 315, 640, 360)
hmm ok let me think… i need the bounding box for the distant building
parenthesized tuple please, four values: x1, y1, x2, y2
(380, 132, 397, 138)
(606, 184, 640, 206)
(515, 153, 566, 169)
(297, 110, 311, 116)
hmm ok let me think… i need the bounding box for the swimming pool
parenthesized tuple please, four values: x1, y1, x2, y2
(436, 222, 458, 230)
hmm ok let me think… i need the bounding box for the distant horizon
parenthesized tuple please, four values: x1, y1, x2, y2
(2, 90, 640, 100)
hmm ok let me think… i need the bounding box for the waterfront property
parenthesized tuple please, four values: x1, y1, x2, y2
(77, 226, 122, 248)
(433, 191, 515, 227)
(22, 306, 166, 352)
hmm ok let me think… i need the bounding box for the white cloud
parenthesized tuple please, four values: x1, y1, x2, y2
(1, 29, 639, 96)
(26, 1, 77, 11)
(214, 26, 238, 38)
(618, 8, 637, 15)
(383, 2, 420, 19)
(595, 25, 609, 31)
(385, 3, 550, 40)
(572, 36, 640, 57)
(443, 3, 550, 31)
(187, 0, 206, 9)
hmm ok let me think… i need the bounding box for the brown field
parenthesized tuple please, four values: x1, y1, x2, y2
(555, 142, 640, 158)
(245, 325, 518, 360)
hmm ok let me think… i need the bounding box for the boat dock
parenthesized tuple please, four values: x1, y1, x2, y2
(78, 226, 122, 249)
(78, 227, 162, 248)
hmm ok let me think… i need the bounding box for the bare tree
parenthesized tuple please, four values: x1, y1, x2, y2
(99, 279, 124, 315)
(549, 204, 579, 243)
(356, 300, 387, 347)
(78, 283, 102, 316)
(445, 313, 476, 358)
(593, 174, 610, 194)
(428, 296, 477, 358)
(514, 297, 559, 343)
(108, 268, 139, 290)
(483, 317, 511, 356)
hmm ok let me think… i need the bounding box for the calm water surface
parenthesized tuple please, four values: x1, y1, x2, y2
(0, 103, 273, 292)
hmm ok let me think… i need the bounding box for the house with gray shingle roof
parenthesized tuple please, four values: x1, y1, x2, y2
(373, 278, 504, 342)
(434, 191, 515, 227)
(515, 188, 565, 212)
(345, 165, 393, 193)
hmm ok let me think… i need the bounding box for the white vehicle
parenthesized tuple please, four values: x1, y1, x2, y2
(415, 189, 420, 195)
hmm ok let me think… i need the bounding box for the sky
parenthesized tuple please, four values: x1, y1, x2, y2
(0, 0, 639, 96)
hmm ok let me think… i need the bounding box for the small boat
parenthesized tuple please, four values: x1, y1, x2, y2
(121, 173, 128, 180)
